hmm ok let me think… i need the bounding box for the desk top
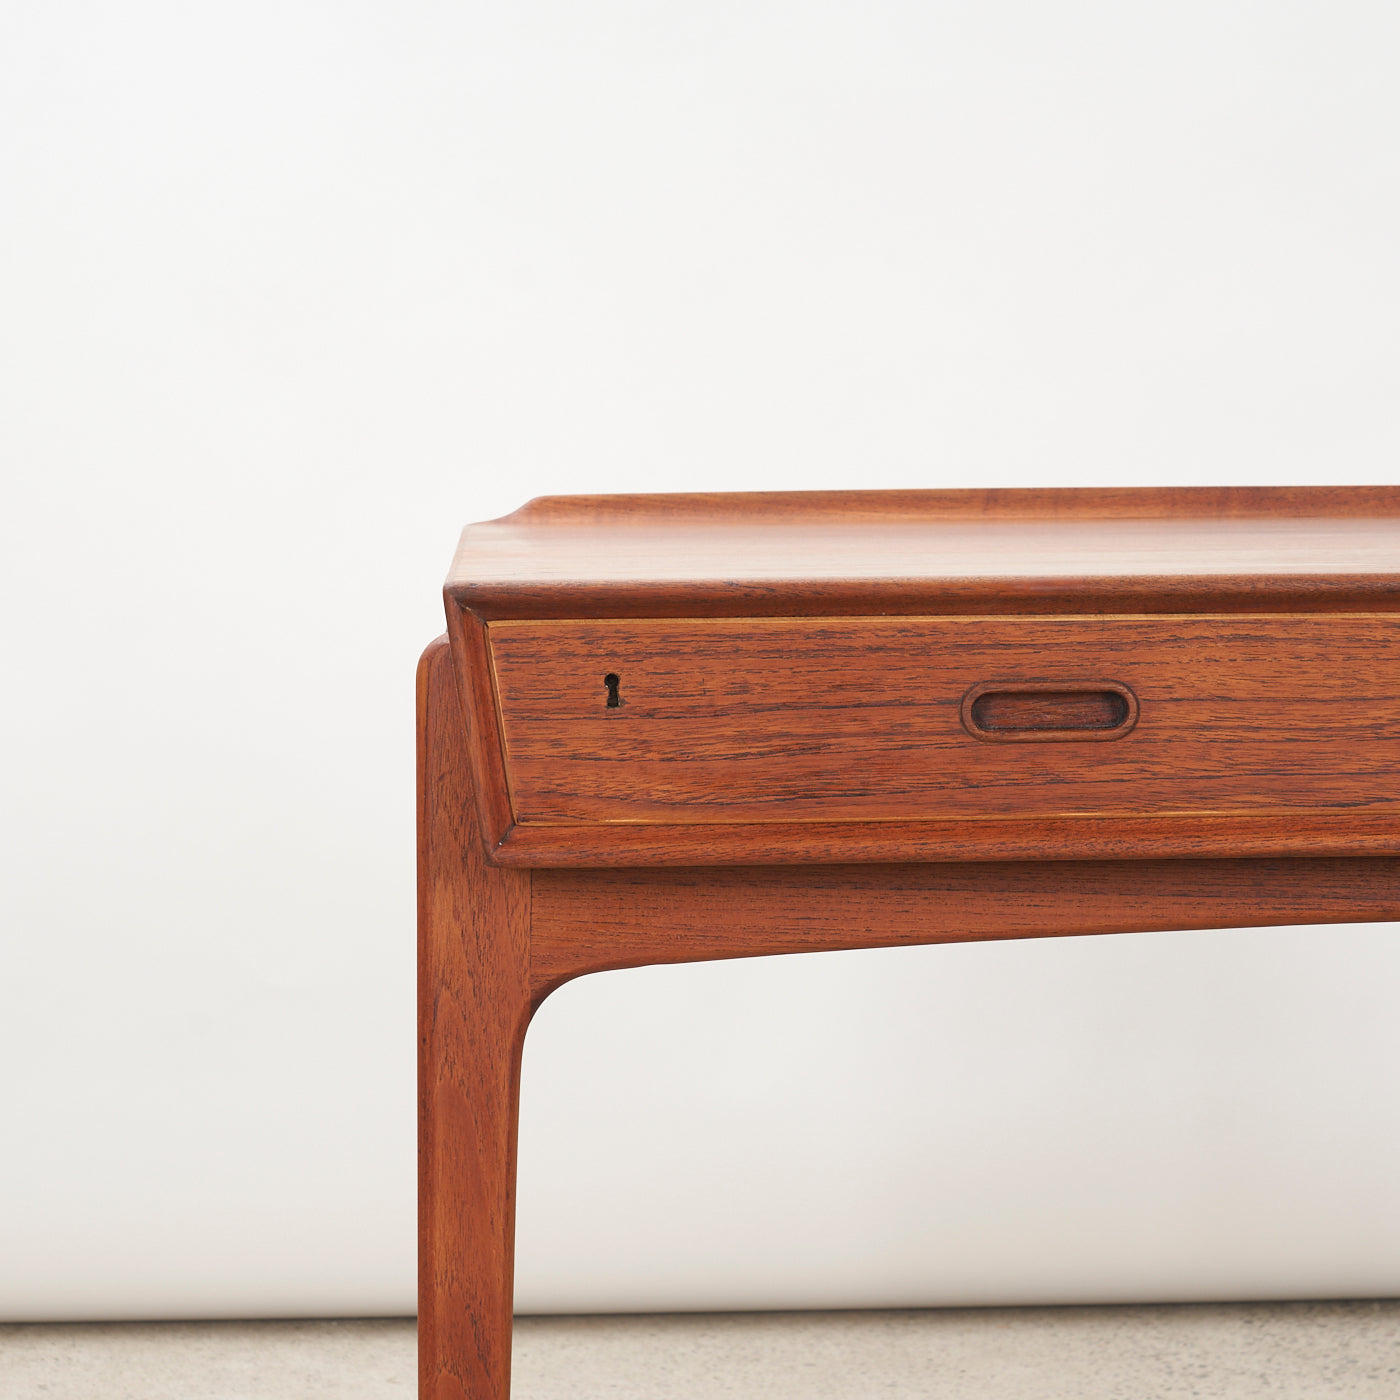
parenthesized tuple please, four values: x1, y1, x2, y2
(447, 486, 1400, 619)
(442, 486, 1400, 867)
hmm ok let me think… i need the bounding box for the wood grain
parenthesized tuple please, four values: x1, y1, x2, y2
(530, 857, 1400, 997)
(420, 486, 1400, 1398)
(483, 613, 1400, 865)
(444, 603, 515, 858)
(446, 486, 1400, 622)
(487, 810, 1400, 868)
(445, 487, 1400, 864)
(418, 637, 531, 1400)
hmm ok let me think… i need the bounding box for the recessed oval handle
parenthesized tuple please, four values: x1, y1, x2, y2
(961, 681, 1139, 743)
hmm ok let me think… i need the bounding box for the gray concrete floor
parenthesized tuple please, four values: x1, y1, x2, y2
(1, 1301, 1398, 1399)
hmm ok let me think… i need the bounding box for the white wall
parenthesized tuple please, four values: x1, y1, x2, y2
(3, 1, 1400, 1321)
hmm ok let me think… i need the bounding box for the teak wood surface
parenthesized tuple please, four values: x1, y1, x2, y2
(420, 487, 1400, 1400)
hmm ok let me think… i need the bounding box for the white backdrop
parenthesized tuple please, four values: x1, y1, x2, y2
(3, 1, 1400, 1321)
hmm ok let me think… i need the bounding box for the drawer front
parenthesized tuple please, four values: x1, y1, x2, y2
(486, 615, 1400, 830)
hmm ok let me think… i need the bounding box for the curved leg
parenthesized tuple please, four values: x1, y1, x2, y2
(419, 638, 531, 1400)
(418, 628, 1400, 1399)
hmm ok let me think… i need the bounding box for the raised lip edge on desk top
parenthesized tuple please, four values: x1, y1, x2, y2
(482, 484, 1400, 524)
(444, 486, 1400, 620)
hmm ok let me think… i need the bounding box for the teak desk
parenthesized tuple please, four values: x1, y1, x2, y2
(418, 486, 1400, 1400)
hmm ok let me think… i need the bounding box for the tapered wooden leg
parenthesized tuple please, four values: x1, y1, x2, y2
(419, 638, 531, 1400)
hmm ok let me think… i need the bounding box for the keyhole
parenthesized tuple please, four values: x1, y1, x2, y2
(604, 673, 621, 708)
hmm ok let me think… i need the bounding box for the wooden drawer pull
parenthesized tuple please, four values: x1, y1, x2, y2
(961, 681, 1138, 743)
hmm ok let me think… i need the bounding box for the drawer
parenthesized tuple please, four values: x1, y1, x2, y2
(480, 613, 1400, 862)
